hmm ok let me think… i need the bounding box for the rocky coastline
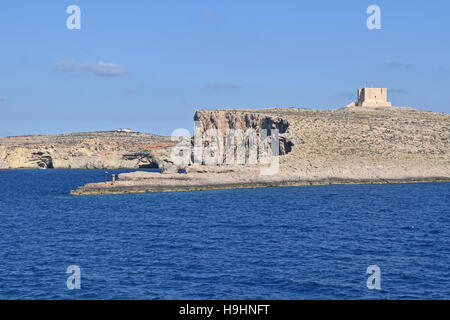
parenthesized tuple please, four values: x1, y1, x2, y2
(72, 105, 449, 195)
(0, 131, 179, 171)
(71, 172, 450, 196)
(1, 105, 449, 195)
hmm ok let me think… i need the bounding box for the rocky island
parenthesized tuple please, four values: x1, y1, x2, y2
(71, 88, 449, 195)
(1, 88, 449, 195)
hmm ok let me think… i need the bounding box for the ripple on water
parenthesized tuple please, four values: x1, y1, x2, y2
(0, 170, 449, 299)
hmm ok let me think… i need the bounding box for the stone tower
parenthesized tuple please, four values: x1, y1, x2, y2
(356, 88, 392, 107)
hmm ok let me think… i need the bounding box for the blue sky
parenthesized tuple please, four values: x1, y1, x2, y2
(0, 0, 449, 136)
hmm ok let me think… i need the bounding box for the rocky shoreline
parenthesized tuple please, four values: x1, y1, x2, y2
(71, 176, 450, 195)
(1, 105, 449, 195)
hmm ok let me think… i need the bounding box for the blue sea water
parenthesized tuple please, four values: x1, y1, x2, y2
(0, 169, 449, 300)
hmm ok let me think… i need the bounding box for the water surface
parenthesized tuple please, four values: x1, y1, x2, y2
(0, 170, 448, 299)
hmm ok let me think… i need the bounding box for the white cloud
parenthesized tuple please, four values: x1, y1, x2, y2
(80, 61, 128, 77)
(53, 59, 76, 72)
(53, 59, 128, 77)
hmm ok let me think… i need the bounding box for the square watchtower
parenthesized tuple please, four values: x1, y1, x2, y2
(356, 88, 392, 107)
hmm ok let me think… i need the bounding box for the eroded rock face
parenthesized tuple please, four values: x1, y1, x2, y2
(193, 110, 294, 164)
(189, 107, 450, 179)
(0, 131, 178, 169)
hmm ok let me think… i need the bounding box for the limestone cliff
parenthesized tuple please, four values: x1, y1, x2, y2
(0, 131, 178, 170)
(193, 109, 294, 160)
(191, 106, 450, 181)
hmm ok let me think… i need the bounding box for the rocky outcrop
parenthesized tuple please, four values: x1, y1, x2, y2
(193, 107, 449, 166)
(0, 131, 178, 170)
(193, 109, 294, 162)
(194, 110, 290, 134)
(71, 106, 450, 195)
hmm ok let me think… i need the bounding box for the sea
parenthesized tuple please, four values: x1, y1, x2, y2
(0, 169, 449, 299)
